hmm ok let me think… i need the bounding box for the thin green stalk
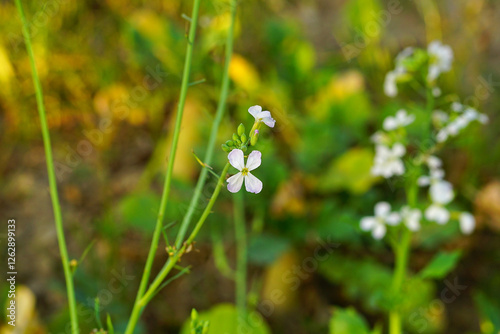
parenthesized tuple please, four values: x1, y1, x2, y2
(125, 163, 230, 333)
(14, 0, 79, 332)
(234, 192, 247, 321)
(174, 0, 238, 249)
(127, 0, 202, 329)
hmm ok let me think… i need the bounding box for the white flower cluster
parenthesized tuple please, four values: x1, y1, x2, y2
(384, 41, 454, 97)
(371, 110, 414, 178)
(418, 156, 475, 234)
(435, 103, 489, 143)
(361, 202, 422, 239)
(226, 106, 276, 194)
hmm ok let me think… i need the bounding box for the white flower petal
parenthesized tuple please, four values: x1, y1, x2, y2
(459, 212, 475, 235)
(425, 204, 450, 224)
(246, 150, 262, 171)
(360, 217, 377, 231)
(228, 149, 245, 171)
(430, 181, 454, 205)
(372, 223, 387, 240)
(384, 71, 398, 97)
(375, 202, 391, 217)
(227, 173, 244, 193)
(386, 212, 401, 226)
(383, 116, 398, 131)
(248, 105, 262, 118)
(392, 143, 406, 157)
(244, 172, 263, 194)
(418, 176, 431, 186)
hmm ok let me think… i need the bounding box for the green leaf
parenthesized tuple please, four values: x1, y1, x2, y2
(329, 307, 370, 334)
(118, 191, 160, 233)
(418, 250, 462, 280)
(474, 292, 500, 334)
(106, 314, 115, 334)
(247, 234, 290, 265)
(180, 304, 271, 334)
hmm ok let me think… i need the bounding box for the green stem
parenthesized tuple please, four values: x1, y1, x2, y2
(174, 0, 238, 249)
(14, 1, 79, 332)
(126, 0, 202, 330)
(125, 163, 230, 333)
(234, 192, 247, 322)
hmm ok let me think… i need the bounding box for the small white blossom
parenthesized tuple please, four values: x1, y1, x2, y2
(432, 87, 442, 97)
(425, 204, 450, 224)
(425, 181, 454, 224)
(418, 168, 445, 186)
(427, 41, 454, 82)
(451, 102, 464, 112)
(426, 155, 443, 170)
(459, 212, 475, 235)
(360, 202, 401, 239)
(248, 105, 276, 128)
(401, 206, 422, 231)
(384, 47, 414, 97)
(227, 149, 263, 194)
(433, 110, 449, 124)
(371, 143, 406, 178)
(383, 109, 415, 131)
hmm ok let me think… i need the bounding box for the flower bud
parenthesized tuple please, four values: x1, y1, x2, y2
(237, 123, 245, 136)
(250, 129, 259, 146)
(221, 144, 230, 152)
(225, 140, 234, 147)
(241, 145, 247, 152)
(240, 133, 247, 143)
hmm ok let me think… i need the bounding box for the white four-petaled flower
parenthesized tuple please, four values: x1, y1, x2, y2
(383, 109, 415, 131)
(248, 105, 276, 128)
(401, 206, 422, 231)
(227, 149, 263, 194)
(425, 181, 454, 224)
(361, 202, 401, 239)
(427, 41, 454, 82)
(371, 143, 406, 178)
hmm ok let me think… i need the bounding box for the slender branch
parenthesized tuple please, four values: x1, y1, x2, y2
(174, 0, 239, 248)
(13, 0, 79, 332)
(125, 163, 230, 333)
(126, 0, 202, 330)
(234, 192, 247, 323)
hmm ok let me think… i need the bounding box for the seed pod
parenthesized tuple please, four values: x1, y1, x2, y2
(237, 123, 245, 136)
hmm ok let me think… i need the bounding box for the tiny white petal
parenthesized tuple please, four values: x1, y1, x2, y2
(425, 204, 450, 224)
(227, 173, 244, 193)
(375, 202, 391, 217)
(430, 181, 454, 205)
(360, 217, 377, 231)
(386, 213, 401, 226)
(372, 224, 387, 239)
(248, 105, 262, 118)
(244, 172, 263, 194)
(418, 176, 431, 186)
(459, 212, 475, 235)
(228, 149, 245, 171)
(392, 143, 406, 157)
(383, 116, 398, 131)
(246, 150, 262, 171)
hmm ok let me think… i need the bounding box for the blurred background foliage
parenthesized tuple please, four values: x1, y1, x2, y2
(1, 0, 500, 333)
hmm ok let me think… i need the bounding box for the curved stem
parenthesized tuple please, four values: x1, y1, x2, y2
(125, 163, 230, 333)
(126, 0, 202, 330)
(14, 0, 79, 332)
(234, 192, 247, 321)
(174, 0, 238, 249)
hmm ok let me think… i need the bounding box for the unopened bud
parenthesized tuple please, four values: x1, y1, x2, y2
(240, 133, 247, 143)
(232, 133, 239, 142)
(241, 145, 247, 152)
(250, 129, 259, 146)
(237, 123, 245, 136)
(221, 144, 230, 152)
(225, 140, 234, 147)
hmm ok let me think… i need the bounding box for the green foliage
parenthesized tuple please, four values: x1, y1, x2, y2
(248, 234, 290, 265)
(474, 292, 500, 334)
(418, 250, 462, 280)
(118, 191, 160, 233)
(329, 307, 371, 334)
(180, 304, 271, 334)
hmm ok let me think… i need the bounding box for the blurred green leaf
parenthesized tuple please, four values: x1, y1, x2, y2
(180, 304, 271, 334)
(474, 292, 500, 334)
(418, 250, 462, 280)
(248, 234, 290, 265)
(329, 307, 370, 334)
(118, 191, 160, 233)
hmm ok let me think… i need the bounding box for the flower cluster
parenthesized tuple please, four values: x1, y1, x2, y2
(434, 103, 489, 143)
(371, 109, 414, 178)
(384, 41, 454, 97)
(223, 105, 276, 194)
(361, 41, 483, 240)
